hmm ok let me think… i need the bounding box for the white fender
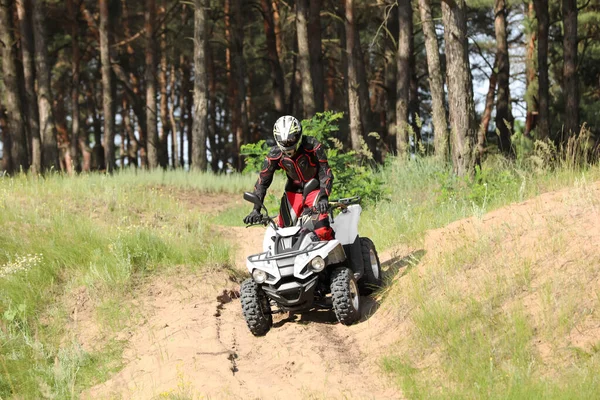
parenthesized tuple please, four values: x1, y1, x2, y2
(330, 204, 362, 245)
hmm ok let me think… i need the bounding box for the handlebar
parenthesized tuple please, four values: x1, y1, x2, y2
(302, 196, 361, 217)
(245, 215, 277, 229)
(244, 195, 361, 227)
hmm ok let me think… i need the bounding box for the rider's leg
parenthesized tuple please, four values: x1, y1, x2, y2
(304, 190, 334, 240)
(278, 191, 304, 227)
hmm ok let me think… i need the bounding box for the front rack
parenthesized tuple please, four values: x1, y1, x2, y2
(248, 241, 329, 262)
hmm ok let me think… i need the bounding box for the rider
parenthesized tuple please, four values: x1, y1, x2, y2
(243, 115, 334, 241)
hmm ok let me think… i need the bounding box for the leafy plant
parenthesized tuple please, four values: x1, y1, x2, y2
(240, 140, 270, 173)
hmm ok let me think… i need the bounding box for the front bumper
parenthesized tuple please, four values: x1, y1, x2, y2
(262, 276, 319, 311)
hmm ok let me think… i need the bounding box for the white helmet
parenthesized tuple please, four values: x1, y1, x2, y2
(273, 115, 302, 157)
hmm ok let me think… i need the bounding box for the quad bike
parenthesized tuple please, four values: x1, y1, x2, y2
(240, 179, 382, 336)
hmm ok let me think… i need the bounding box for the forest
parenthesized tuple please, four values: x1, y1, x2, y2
(0, 0, 599, 177)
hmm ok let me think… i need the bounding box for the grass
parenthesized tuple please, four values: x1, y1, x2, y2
(0, 170, 253, 398)
(379, 166, 600, 399)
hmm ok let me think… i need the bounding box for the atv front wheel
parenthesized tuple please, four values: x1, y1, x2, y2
(330, 267, 361, 325)
(240, 278, 273, 336)
(359, 237, 382, 295)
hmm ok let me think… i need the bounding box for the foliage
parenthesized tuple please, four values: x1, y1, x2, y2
(241, 111, 386, 203)
(240, 140, 270, 173)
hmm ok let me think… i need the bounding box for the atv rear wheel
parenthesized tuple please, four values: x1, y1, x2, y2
(358, 237, 382, 295)
(330, 267, 361, 325)
(240, 278, 273, 336)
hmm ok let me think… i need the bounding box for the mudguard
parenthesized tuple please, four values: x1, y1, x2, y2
(330, 204, 362, 245)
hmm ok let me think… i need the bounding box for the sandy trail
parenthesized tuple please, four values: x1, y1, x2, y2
(86, 225, 405, 399)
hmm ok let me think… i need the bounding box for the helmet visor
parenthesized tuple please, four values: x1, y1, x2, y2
(278, 139, 301, 157)
(277, 137, 299, 148)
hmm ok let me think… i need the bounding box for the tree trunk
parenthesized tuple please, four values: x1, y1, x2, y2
(353, 6, 372, 142)
(325, 53, 337, 111)
(309, 0, 324, 113)
(524, 1, 537, 137)
(32, 0, 59, 172)
(121, 0, 147, 167)
(87, 84, 105, 170)
(122, 97, 139, 168)
(534, 0, 549, 140)
(441, 0, 477, 176)
(207, 46, 219, 171)
(418, 0, 449, 161)
(0, 0, 29, 173)
(288, 36, 302, 116)
(232, 0, 248, 169)
(562, 0, 578, 137)
(339, 7, 349, 127)
(344, 0, 364, 151)
(192, 0, 208, 171)
(494, 0, 514, 155)
(16, 0, 40, 173)
(272, 0, 283, 60)
(410, 71, 421, 145)
(477, 57, 498, 163)
(169, 63, 179, 169)
(186, 70, 194, 168)
(225, 0, 236, 161)
(261, 0, 286, 113)
(384, 3, 398, 155)
(180, 55, 190, 167)
(68, 0, 82, 171)
(296, 0, 316, 118)
(53, 83, 73, 174)
(158, 0, 169, 168)
(396, 0, 412, 155)
(99, 0, 115, 172)
(0, 105, 9, 172)
(145, 0, 159, 169)
(408, 19, 420, 145)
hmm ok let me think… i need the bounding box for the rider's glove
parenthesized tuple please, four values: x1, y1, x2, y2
(243, 209, 263, 225)
(316, 197, 329, 214)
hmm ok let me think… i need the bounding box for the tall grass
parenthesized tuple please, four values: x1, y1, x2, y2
(360, 155, 600, 249)
(0, 171, 246, 398)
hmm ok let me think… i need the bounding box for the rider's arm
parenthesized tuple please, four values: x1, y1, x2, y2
(315, 144, 334, 198)
(253, 148, 281, 206)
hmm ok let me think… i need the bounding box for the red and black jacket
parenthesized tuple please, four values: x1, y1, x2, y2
(253, 136, 334, 205)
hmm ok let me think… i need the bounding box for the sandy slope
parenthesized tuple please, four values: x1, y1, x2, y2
(85, 180, 600, 399)
(84, 226, 406, 399)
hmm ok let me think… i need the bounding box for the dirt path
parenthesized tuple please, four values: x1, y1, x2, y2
(86, 226, 405, 399)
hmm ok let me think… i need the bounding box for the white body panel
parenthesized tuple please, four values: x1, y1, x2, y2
(262, 225, 301, 252)
(249, 205, 361, 286)
(292, 239, 342, 279)
(330, 204, 362, 245)
(248, 238, 343, 285)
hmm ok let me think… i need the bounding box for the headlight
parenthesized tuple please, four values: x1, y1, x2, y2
(310, 256, 326, 272)
(252, 269, 267, 283)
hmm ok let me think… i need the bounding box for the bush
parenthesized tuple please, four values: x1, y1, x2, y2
(240, 111, 386, 203)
